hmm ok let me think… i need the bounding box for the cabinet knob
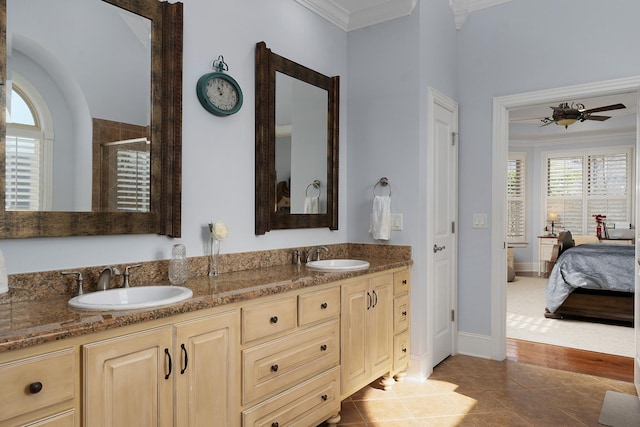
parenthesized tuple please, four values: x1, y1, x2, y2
(270, 316, 278, 324)
(402, 279, 407, 285)
(271, 364, 279, 372)
(402, 311, 407, 316)
(28, 381, 43, 394)
(320, 344, 327, 351)
(402, 347, 407, 353)
(321, 302, 328, 309)
(272, 423, 279, 427)
(321, 394, 328, 401)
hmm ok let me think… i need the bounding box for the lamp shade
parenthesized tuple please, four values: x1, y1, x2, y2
(547, 212, 559, 222)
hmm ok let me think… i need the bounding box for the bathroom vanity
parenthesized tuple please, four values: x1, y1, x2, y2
(0, 254, 410, 426)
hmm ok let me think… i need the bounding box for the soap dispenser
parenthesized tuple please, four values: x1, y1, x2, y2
(168, 244, 188, 285)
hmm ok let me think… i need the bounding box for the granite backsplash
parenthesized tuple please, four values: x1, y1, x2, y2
(1, 243, 411, 304)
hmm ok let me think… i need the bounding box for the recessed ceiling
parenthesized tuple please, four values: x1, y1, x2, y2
(295, 0, 512, 31)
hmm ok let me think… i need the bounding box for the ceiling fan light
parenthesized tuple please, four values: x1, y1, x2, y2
(556, 118, 577, 127)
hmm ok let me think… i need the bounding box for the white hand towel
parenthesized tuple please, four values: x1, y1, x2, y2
(304, 196, 319, 214)
(369, 195, 391, 240)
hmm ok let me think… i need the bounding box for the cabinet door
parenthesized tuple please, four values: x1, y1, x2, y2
(369, 275, 394, 378)
(340, 279, 369, 394)
(84, 327, 173, 427)
(175, 310, 240, 427)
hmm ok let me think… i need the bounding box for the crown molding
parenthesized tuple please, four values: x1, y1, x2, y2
(449, 0, 511, 29)
(296, 0, 416, 31)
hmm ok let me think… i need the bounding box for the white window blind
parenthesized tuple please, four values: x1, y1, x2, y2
(507, 153, 526, 243)
(545, 148, 632, 235)
(116, 150, 150, 212)
(5, 135, 41, 210)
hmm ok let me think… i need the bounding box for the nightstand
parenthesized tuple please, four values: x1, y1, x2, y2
(538, 235, 558, 277)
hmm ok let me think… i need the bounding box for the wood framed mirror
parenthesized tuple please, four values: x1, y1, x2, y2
(255, 41, 339, 235)
(0, 0, 182, 238)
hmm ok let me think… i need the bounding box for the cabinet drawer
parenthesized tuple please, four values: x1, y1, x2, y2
(393, 330, 410, 372)
(242, 320, 339, 405)
(394, 270, 410, 296)
(0, 348, 75, 422)
(242, 366, 340, 427)
(25, 409, 76, 426)
(298, 287, 340, 327)
(242, 296, 297, 344)
(394, 294, 409, 333)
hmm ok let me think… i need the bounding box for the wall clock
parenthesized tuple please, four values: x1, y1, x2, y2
(196, 56, 243, 116)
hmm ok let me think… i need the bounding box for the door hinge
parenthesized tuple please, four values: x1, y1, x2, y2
(451, 221, 455, 234)
(451, 132, 457, 146)
(451, 309, 455, 322)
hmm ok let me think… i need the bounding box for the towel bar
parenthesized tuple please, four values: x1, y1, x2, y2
(373, 177, 392, 196)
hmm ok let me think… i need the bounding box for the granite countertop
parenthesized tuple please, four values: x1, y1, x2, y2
(0, 257, 411, 353)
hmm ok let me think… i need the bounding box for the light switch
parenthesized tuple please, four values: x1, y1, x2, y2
(391, 214, 403, 231)
(473, 213, 488, 229)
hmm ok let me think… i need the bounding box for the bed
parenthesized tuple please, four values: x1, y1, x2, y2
(544, 230, 635, 323)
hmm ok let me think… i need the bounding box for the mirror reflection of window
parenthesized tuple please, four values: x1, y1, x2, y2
(5, 82, 53, 211)
(275, 72, 328, 214)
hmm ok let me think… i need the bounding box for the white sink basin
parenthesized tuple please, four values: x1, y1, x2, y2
(68, 286, 193, 310)
(306, 259, 370, 272)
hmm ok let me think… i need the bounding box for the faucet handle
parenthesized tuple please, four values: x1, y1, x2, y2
(123, 264, 142, 288)
(62, 271, 84, 296)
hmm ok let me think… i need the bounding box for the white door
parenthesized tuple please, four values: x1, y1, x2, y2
(428, 88, 458, 367)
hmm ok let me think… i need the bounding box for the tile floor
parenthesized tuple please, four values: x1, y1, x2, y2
(324, 355, 638, 426)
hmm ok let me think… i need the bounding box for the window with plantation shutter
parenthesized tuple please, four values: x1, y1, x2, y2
(5, 83, 52, 211)
(544, 147, 632, 236)
(507, 152, 526, 243)
(116, 149, 150, 212)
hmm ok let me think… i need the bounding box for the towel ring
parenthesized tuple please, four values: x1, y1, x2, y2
(373, 177, 392, 197)
(305, 180, 321, 197)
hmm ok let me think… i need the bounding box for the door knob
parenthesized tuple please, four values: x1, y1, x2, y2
(433, 244, 446, 253)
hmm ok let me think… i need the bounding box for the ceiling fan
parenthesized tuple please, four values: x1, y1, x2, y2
(540, 102, 626, 128)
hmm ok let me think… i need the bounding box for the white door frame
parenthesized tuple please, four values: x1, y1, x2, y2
(427, 87, 459, 371)
(491, 75, 640, 361)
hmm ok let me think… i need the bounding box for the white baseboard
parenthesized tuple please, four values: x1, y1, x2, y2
(514, 262, 536, 273)
(404, 352, 431, 382)
(457, 331, 493, 359)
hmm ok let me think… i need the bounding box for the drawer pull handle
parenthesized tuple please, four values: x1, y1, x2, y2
(320, 344, 327, 351)
(272, 423, 279, 427)
(402, 347, 407, 353)
(321, 302, 328, 309)
(367, 292, 372, 310)
(402, 279, 407, 285)
(402, 310, 407, 316)
(271, 364, 279, 372)
(165, 348, 172, 380)
(28, 381, 43, 394)
(180, 343, 188, 375)
(270, 316, 278, 324)
(321, 394, 328, 401)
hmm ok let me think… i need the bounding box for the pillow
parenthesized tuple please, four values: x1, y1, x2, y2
(573, 235, 599, 246)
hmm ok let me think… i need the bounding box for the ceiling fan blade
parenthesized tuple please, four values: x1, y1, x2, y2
(584, 115, 611, 121)
(582, 103, 626, 114)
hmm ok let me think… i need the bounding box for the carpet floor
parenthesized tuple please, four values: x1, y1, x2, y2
(506, 275, 634, 357)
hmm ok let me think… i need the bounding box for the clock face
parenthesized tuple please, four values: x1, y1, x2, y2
(196, 72, 243, 116)
(206, 77, 238, 111)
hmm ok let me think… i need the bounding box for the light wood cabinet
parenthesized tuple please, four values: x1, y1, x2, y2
(84, 309, 240, 427)
(0, 348, 77, 426)
(340, 273, 394, 397)
(392, 270, 410, 380)
(84, 326, 174, 427)
(241, 286, 341, 426)
(174, 310, 240, 427)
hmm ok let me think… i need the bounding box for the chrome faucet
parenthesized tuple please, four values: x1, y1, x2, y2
(97, 266, 121, 291)
(306, 246, 329, 263)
